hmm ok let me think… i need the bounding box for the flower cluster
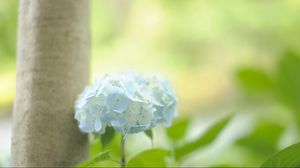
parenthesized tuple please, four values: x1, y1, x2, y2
(74, 72, 178, 135)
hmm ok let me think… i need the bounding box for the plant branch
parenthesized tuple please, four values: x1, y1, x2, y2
(121, 136, 126, 168)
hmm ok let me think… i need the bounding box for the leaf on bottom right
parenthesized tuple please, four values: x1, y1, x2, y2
(261, 142, 300, 167)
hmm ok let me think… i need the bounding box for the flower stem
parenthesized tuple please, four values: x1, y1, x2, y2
(121, 136, 126, 168)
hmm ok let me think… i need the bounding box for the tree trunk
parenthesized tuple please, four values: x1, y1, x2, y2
(11, 0, 90, 166)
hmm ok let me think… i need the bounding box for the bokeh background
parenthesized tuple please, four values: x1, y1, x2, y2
(1, 0, 300, 167)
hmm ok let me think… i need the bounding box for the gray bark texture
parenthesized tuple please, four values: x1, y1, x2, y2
(11, 0, 90, 166)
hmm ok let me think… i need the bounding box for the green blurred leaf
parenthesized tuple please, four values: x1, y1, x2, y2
(261, 142, 300, 167)
(88, 160, 121, 167)
(276, 51, 300, 126)
(236, 121, 284, 156)
(211, 144, 266, 167)
(277, 51, 300, 110)
(145, 129, 153, 140)
(77, 150, 110, 168)
(174, 115, 232, 160)
(89, 138, 102, 157)
(167, 118, 189, 140)
(101, 127, 115, 148)
(104, 133, 122, 158)
(276, 51, 300, 129)
(236, 67, 273, 93)
(127, 149, 170, 167)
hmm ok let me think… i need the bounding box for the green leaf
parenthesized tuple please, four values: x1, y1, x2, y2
(145, 129, 153, 140)
(101, 127, 115, 148)
(277, 51, 300, 110)
(103, 133, 122, 158)
(88, 160, 121, 167)
(276, 51, 300, 128)
(167, 118, 189, 140)
(89, 138, 102, 157)
(261, 142, 300, 167)
(127, 149, 170, 167)
(77, 150, 110, 168)
(236, 67, 273, 93)
(174, 115, 232, 160)
(236, 121, 284, 156)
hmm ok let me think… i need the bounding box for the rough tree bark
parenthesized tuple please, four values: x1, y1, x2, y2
(11, 0, 90, 166)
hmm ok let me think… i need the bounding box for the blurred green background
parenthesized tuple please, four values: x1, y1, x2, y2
(1, 0, 300, 167)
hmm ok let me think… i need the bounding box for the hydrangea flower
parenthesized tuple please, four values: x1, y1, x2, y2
(74, 72, 178, 135)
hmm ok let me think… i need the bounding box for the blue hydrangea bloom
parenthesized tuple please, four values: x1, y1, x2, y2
(74, 72, 178, 135)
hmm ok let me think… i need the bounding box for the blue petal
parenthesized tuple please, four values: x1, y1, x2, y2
(107, 92, 131, 113)
(84, 86, 97, 99)
(95, 118, 102, 131)
(79, 118, 94, 132)
(75, 99, 88, 109)
(111, 116, 126, 127)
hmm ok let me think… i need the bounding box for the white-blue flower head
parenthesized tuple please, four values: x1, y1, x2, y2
(74, 71, 178, 135)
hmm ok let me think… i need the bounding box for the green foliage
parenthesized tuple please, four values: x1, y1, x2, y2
(236, 50, 300, 128)
(277, 51, 300, 111)
(77, 150, 111, 168)
(276, 51, 300, 128)
(102, 132, 122, 158)
(236, 121, 284, 156)
(233, 50, 300, 167)
(144, 129, 153, 140)
(236, 67, 273, 93)
(79, 135, 127, 167)
(127, 149, 170, 167)
(0, 0, 17, 60)
(93, 133, 122, 155)
(81, 115, 233, 167)
(0, 0, 17, 74)
(101, 127, 115, 148)
(261, 142, 300, 167)
(174, 115, 232, 160)
(89, 138, 102, 157)
(167, 118, 189, 140)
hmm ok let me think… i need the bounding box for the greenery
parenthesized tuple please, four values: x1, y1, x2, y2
(79, 115, 232, 167)
(262, 142, 300, 167)
(1, 0, 300, 167)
